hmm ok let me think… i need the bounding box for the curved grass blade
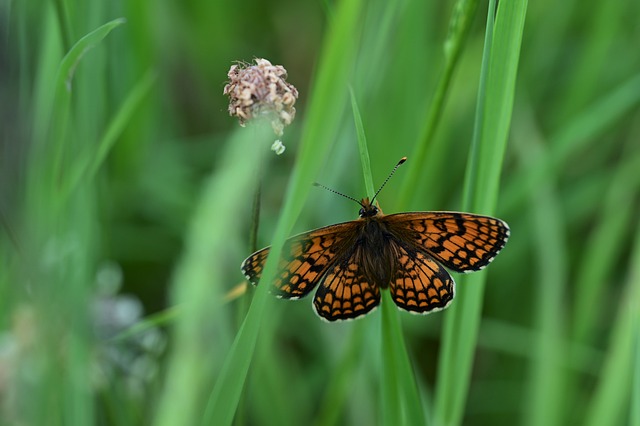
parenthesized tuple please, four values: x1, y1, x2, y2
(48, 17, 127, 191)
(62, 70, 156, 200)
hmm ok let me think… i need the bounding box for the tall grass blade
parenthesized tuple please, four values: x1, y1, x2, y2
(350, 89, 425, 425)
(47, 17, 127, 183)
(154, 123, 272, 426)
(583, 222, 639, 426)
(513, 121, 568, 426)
(62, 70, 156, 200)
(350, 86, 375, 198)
(398, 0, 478, 209)
(199, 0, 364, 424)
(501, 74, 640, 214)
(634, 295, 640, 426)
(572, 143, 640, 343)
(434, 0, 527, 424)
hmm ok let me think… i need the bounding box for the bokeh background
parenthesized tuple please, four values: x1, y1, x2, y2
(1, 0, 638, 425)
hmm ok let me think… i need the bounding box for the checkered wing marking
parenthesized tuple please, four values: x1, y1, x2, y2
(386, 212, 510, 272)
(390, 244, 454, 314)
(313, 248, 380, 322)
(240, 222, 359, 299)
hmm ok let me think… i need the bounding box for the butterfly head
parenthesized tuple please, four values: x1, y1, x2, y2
(358, 197, 382, 218)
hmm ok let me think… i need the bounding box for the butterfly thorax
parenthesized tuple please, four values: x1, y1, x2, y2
(353, 198, 398, 289)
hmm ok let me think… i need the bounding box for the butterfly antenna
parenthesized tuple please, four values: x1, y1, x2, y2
(370, 157, 407, 204)
(312, 182, 364, 207)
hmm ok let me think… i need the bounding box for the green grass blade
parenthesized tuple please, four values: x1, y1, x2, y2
(62, 69, 156, 200)
(397, 0, 478, 209)
(356, 0, 407, 92)
(48, 17, 127, 182)
(111, 306, 180, 343)
(314, 322, 366, 426)
(470, 0, 527, 210)
(350, 86, 375, 198)
(154, 123, 272, 426)
(434, 0, 527, 424)
(551, 0, 625, 126)
(513, 126, 568, 426)
(352, 96, 403, 424)
(55, 17, 127, 95)
(501, 74, 640, 215)
(634, 296, 640, 426)
(381, 291, 427, 426)
(583, 222, 640, 426)
(199, 1, 364, 424)
(381, 292, 403, 425)
(572, 143, 640, 343)
(29, 8, 64, 156)
(27, 16, 126, 202)
(350, 87, 425, 426)
(14, 17, 127, 425)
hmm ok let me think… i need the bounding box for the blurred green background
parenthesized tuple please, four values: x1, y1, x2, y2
(1, 0, 638, 425)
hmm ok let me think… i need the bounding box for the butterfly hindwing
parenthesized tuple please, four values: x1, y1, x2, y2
(390, 243, 455, 313)
(313, 247, 381, 321)
(385, 212, 510, 273)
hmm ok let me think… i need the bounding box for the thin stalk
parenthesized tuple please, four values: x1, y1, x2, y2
(351, 88, 425, 426)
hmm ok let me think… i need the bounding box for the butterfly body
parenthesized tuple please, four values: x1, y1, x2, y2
(241, 196, 509, 322)
(350, 199, 396, 289)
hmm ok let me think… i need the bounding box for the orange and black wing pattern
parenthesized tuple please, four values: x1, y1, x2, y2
(313, 248, 380, 321)
(241, 210, 508, 321)
(241, 222, 359, 299)
(389, 242, 454, 314)
(385, 212, 510, 273)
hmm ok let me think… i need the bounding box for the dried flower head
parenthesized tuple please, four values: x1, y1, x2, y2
(223, 58, 298, 137)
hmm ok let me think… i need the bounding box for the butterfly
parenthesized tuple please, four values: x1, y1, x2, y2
(241, 157, 510, 322)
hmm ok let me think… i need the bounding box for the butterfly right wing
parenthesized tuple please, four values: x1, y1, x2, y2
(385, 212, 510, 273)
(241, 222, 359, 299)
(389, 242, 455, 314)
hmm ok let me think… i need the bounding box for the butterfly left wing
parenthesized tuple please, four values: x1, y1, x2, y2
(241, 222, 359, 299)
(385, 212, 509, 273)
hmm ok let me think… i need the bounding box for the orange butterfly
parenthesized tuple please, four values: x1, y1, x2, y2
(241, 158, 509, 322)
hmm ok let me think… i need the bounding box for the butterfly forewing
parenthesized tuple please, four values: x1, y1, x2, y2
(385, 212, 509, 273)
